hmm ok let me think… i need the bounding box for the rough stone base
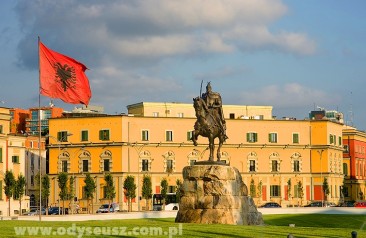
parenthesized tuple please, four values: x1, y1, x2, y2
(175, 164, 263, 225)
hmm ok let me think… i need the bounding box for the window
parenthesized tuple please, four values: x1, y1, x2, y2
(270, 185, 280, 197)
(142, 159, 149, 172)
(271, 160, 278, 172)
(293, 133, 299, 144)
(0, 181, 2, 200)
(190, 160, 196, 166)
(293, 160, 300, 172)
(246, 132, 258, 143)
(268, 133, 277, 143)
(104, 159, 110, 172)
(0, 125, 3, 134)
(177, 113, 184, 118)
(342, 187, 349, 197)
(230, 113, 235, 119)
(99, 130, 110, 141)
(166, 131, 173, 142)
(142, 130, 149, 141)
(12, 156, 19, 163)
(152, 112, 159, 117)
(82, 160, 89, 172)
(31, 156, 34, 170)
(187, 131, 193, 141)
(168, 186, 175, 193)
(338, 136, 342, 146)
(57, 131, 69, 142)
(249, 160, 256, 172)
(166, 159, 173, 173)
(0, 147, 2, 163)
(30, 175, 34, 186)
(344, 145, 349, 153)
(81, 130, 88, 141)
(62, 160, 68, 172)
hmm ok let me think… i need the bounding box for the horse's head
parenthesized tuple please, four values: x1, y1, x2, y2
(193, 97, 205, 118)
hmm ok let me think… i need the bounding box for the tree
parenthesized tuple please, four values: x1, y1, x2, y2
(41, 175, 50, 215)
(287, 179, 292, 201)
(68, 175, 75, 214)
(57, 172, 68, 215)
(104, 173, 116, 212)
(297, 181, 304, 206)
(176, 179, 182, 203)
(123, 175, 136, 212)
(14, 174, 26, 215)
(250, 179, 256, 197)
(257, 180, 263, 204)
(4, 170, 15, 216)
(141, 175, 152, 211)
(322, 177, 330, 201)
(84, 173, 96, 214)
(160, 178, 168, 210)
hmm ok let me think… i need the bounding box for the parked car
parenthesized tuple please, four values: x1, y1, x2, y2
(339, 201, 355, 207)
(23, 208, 46, 216)
(354, 201, 366, 208)
(304, 201, 323, 207)
(258, 202, 281, 208)
(48, 207, 69, 215)
(96, 203, 120, 213)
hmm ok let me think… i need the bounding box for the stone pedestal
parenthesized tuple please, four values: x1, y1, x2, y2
(175, 164, 263, 225)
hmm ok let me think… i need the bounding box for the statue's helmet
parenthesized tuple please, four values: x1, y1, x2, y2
(206, 82, 212, 91)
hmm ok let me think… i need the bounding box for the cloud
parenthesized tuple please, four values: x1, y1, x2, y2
(238, 83, 339, 108)
(12, 0, 318, 114)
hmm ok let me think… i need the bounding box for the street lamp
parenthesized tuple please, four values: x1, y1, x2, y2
(317, 149, 324, 206)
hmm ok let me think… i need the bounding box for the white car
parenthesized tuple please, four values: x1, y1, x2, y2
(96, 203, 120, 213)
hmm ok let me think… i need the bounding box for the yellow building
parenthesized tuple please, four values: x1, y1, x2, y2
(47, 102, 344, 211)
(0, 107, 29, 216)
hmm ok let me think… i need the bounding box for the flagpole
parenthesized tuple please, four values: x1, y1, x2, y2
(38, 36, 42, 222)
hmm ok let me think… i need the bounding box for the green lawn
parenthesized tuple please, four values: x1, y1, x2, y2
(2, 214, 365, 238)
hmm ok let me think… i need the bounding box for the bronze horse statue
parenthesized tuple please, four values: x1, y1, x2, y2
(191, 96, 226, 162)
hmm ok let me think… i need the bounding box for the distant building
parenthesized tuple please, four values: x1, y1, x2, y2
(0, 107, 29, 216)
(46, 102, 344, 212)
(25, 107, 63, 135)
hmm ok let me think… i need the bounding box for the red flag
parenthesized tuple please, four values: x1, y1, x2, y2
(39, 41, 91, 105)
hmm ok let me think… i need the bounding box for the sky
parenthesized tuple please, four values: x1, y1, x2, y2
(1, 0, 366, 130)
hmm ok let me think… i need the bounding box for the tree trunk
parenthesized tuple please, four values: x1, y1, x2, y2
(8, 197, 11, 216)
(146, 199, 148, 211)
(19, 199, 22, 216)
(91, 197, 94, 214)
(128, 198, 132, 212)
(63, 200, 65, 215)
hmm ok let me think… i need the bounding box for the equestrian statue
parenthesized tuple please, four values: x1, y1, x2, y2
(192, 82, 228, 162)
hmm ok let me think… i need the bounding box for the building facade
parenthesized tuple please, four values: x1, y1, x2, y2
(342, 127, 366, 201)
(0, 107, 29, 216)
(46, 102, 345, 212)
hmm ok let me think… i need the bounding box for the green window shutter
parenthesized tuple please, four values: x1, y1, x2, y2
(0, 148, 2, 163)
(106, 130, 110, 140)
(254, 133, 258, 142)
(268, 134, 271, 142)
(81, 131, 88, 141)
(246, 133, 249, 142)
(187, 131, 191, 141)
(57, 132, 62, 141)
(99, 130, 103, 140)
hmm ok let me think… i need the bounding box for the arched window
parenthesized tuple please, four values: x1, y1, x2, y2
(139, 150, 152, 172)
(290, 152, 302, 173)
(247, 151, 258, 172)
(343, 163, 348, 176)
(269, 152, 280, 172)
(100, 150, 112, 172)
(78, 150, 91, 173)
(58, 151, 70, 173)
(163, 151, 175, 173)
(187, 150, 199, 166)
(219, 151, 230, 164)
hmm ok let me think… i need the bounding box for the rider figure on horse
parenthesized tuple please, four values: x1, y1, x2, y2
(201, 82, 228, 141)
